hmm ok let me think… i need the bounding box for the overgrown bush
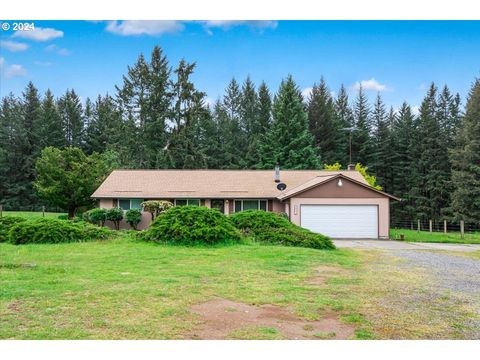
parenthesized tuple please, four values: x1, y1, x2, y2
(57, 214, 69, 220)
(0, 216, 27, 242)
(142, 206, 241, 245)
(106, 207, 123, 230)
(141, 200, 173, 220)
(229, 210, 334, 250)
(125, 208, 142, 230)
(8, 218, 112, 245)
(85, 208, 108, 226)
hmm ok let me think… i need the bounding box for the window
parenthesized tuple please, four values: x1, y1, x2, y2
(175, 199, 200, 206)
(234, 199, 268, 212)
(118, 199, 144, 211)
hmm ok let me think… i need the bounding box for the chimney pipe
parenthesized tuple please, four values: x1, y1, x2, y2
(347, 164, 355, 171)
(274, 163, 280, 183)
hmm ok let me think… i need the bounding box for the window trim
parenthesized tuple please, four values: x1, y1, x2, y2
(234, 199, 268, 212)
(174, 199, 201, 206)
(118, 198, 144, 211)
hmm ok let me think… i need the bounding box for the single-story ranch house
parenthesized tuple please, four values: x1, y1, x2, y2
(91, 166, 399, 239)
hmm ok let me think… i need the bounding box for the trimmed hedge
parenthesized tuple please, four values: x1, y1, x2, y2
(142, 206, 242, 245)
(229, 210, 334, 250)
(0, 216, 27, 242)
(8, 218, 112, 245)
(125, 208, 142, 230)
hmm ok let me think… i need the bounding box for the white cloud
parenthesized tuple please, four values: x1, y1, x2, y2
(0, 40, 28, 52)
(0, 57, 27, 79)
(411, 105, 420, 116)
(351, 78, 389, 92)
(34, 61, 52, 67)
(204, 97, 216, 109)
(45, 44, 71, 56)
(202, 20, 278, 30)
(301, 87, 313, 100)
(106, 20, 184, 36)
(12, 27, 63, 42)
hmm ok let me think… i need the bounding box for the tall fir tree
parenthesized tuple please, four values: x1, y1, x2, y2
(370, 94, 394, 192)
(116, 46, 172, 167)
(410, 83, 450, 221)
(450, 79, 480, 222)
(39, 89, 64, 150)
(84, 94, 122, 154)
(352, 85, 371, 166)
(334, 84, 354, 165)
(257, 75, 320, 169)
(58, 89, 84, 148)
(391, 102, 417, 222)
(307, 78, 343, 164)
(166, 59, 210, 168)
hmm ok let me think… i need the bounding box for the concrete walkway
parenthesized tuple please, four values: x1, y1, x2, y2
(333, 239, 480, 252)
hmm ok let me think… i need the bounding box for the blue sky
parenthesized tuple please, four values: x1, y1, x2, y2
(1, 20, 480, 112)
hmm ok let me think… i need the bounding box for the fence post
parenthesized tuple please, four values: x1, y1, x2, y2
(444, 219, 447, 234)
(429, 220, 432, 233)
(460, 220, 464, 239)
(417, 219, 421, 233)
(0, 205, 2, 217)
(42, 206, 45, 218)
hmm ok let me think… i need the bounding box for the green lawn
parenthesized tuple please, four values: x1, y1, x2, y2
(390, 228, 480, 244)
(1, 211, 65, 220)
(0, 234, 365, 339)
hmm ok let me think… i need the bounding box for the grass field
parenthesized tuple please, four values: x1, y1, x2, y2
(1, 211, 478, 339)
(390, 228, 480, 244)
(1, 211, 65, 220)
(0, 234, 368, 339)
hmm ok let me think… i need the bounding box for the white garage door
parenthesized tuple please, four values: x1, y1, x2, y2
(301, 205, 378, 239)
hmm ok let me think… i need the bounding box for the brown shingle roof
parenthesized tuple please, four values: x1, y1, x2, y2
(91, 169, 369, 199)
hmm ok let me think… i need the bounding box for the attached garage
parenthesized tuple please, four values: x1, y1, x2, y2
(300, 205, 378, 239)
(279, 174, 399, 240)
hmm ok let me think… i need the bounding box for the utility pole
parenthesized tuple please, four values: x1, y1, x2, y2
(341, 126, 358, 165)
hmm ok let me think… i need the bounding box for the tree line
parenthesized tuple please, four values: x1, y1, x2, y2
(1, 46, 479, 223)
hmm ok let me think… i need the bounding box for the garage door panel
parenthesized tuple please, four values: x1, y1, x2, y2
(301, 205, 378, 239)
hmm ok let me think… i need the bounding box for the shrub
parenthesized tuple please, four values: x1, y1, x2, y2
(57, 214, 69, 220)
(0, 216, 27, 242)
(229, 210, 334, 250)
(141, 200, 173, 220)
(142, 206, 241, 246)
(125, 208, 142, 230)
(8, 218, 112, 245)
(86, 208, 108, 226)
(106, 207, 123, 230)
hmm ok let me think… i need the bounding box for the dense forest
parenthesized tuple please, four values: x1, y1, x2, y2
(1, 46, 479, 224)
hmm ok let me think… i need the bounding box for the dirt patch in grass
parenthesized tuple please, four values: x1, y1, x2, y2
(304, 265, 348, 287)
(189, 298, 355, 340)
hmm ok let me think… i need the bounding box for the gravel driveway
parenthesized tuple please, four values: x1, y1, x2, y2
(335, 240, 480, 338)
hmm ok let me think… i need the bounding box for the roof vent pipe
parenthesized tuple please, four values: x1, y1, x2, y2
(274, 163, 281, 183)
(347, 164, 356, 171)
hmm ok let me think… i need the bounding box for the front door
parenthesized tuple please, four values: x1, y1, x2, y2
(211, 200, 225, 213)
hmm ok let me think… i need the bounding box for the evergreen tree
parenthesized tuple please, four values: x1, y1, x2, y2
(370, 94, 393, 192)
(0, 94, 26, 207)
(257, 81, 272, 132)
(335, 84, 354, 165)
(391, 102, 417, 222)
(84, 95, 122, 154)
(352, 85, 371, 165)
(166, 59, 209, 168)
(58, 89, 84, 148)
(39, 89, 64, 150)
(450, 79, 480, 222)
(411, 83, 450, 221)
(116, 46, 172, 168)
(257, 76, 320, 169)
(307, 78, 342, 164)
